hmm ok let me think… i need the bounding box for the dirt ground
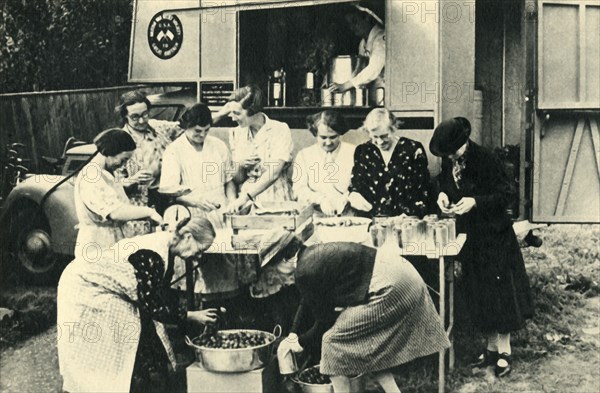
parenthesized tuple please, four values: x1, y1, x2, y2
(0, 299, 598, 392)
(1, 225, 599, 392)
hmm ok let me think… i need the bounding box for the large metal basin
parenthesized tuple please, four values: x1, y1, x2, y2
(186, 329, 277, 373)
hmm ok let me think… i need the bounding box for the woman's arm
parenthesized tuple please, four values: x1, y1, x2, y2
(109, 205, 162, 223)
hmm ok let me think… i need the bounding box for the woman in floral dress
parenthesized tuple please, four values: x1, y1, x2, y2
(115, 90, 183, 237)
(73, 129, 163, 260)
(348, 108, 430, 217)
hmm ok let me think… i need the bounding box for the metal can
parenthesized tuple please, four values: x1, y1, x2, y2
(355, 88, 364, 106)
(333, 92, 343, 106)
(342, 91, 353, 106)
(321, 89, 333, 107)
(376, 87, 385, 106)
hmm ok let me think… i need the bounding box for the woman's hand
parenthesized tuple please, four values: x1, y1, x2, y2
(348, 192, 373, 212)
(226, 195, 251, 214)
(319, 196, 338, 216)
(241, 154, 261, 169)
(147, 208, 163, 226)
(215, 101, 235, 119)
(453, 197, 476, 215)
(277, 333, 304, 356)
(329, 82, 354, 94)
(437, 192, 453, 214)
(187, 195, 221, 211)
(187, 309, 219, 325)
(129, 169, 153, 184)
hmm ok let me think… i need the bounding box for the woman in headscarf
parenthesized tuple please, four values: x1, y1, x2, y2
(73, 128, 162, 260)
(58, 217, 221, 393)
(293, 110, 356, 216)
(429, 117, 533, 377)
(278, 242, 450, 393)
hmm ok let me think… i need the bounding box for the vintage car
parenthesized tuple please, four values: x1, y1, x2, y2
(0, 89, 195, 283)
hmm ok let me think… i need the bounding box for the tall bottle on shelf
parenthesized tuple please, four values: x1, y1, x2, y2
(268, 68, 286, 107)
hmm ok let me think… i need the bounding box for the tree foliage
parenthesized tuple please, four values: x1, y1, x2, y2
(1, 0, 133, 93)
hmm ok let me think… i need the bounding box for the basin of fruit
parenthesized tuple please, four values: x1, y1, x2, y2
(186, 329, 277, 372)
(293, 365, 364, 393)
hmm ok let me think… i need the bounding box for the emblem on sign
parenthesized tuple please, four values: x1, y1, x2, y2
(147, 12, 183, 60)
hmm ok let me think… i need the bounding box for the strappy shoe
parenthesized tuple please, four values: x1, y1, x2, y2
(495, 352, 512, 377)
(470, 349, 498, 368)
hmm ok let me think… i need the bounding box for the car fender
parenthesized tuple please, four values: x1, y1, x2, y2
(1, 175, 78, 256)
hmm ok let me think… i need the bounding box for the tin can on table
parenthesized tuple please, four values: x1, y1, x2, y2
(369, 223, 387, 248)
(333, 92, 343, 106)
(355, 88, 365, 106)
(342, 91, 353, 106)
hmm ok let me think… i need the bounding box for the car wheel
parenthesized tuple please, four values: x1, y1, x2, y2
(11, 205, 63, 284)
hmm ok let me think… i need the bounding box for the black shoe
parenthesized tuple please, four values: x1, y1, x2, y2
(470, 349, 498, 368)
(495, 353, 512, 377)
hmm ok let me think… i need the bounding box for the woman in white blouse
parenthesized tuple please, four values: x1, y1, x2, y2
(214, 85, 294, 213)
(293, 110, 356, 216)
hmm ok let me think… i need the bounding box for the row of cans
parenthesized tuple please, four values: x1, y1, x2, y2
(369, 215, 457, 248)
(321, 87, 385, 107)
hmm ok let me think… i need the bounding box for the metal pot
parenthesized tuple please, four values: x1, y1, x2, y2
(292, 366, 365, 393)
(186, 328, 279, 373)
(330, 55, 368, 84)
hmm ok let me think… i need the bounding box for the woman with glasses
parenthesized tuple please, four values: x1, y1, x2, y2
(73, 129, 163, 260)
(293, 110, 356, 216)
(429, 117, 533, 377)
(348, 108, 430, 217)
(115, 90, 183, 236)
(58, 217, 221, 393)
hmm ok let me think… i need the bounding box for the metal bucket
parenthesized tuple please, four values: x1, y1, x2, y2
(293, 366, 365, 393)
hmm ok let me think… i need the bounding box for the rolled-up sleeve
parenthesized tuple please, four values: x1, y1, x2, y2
(351, 34, 385, 88)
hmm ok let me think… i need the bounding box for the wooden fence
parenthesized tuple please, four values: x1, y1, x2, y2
(0, 85, 172, 171)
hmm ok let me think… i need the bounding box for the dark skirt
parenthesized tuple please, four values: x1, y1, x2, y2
(320, 252, 450, 375)
(460, 226, 533, 333)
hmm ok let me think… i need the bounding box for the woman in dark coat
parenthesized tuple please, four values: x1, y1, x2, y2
(277, 242, 450, 393)
(429, 117, 533, 377)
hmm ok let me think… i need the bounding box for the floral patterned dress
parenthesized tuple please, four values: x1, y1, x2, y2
(73, 156, 130, 260)
(117, 119, 183, 237)
(128, 249, 185, 393)
(350, 137, 430, 217)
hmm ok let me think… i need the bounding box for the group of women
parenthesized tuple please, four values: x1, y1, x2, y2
(57, 84, 532, 393)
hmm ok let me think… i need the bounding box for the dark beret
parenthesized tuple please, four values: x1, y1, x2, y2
(429, 117, 471, 157)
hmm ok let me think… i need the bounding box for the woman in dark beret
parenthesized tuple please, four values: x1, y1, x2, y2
(429, 117, 533, 377)
(73, 128, 163, 259)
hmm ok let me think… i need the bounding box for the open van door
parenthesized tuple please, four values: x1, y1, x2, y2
(531, 0, 600, 223)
